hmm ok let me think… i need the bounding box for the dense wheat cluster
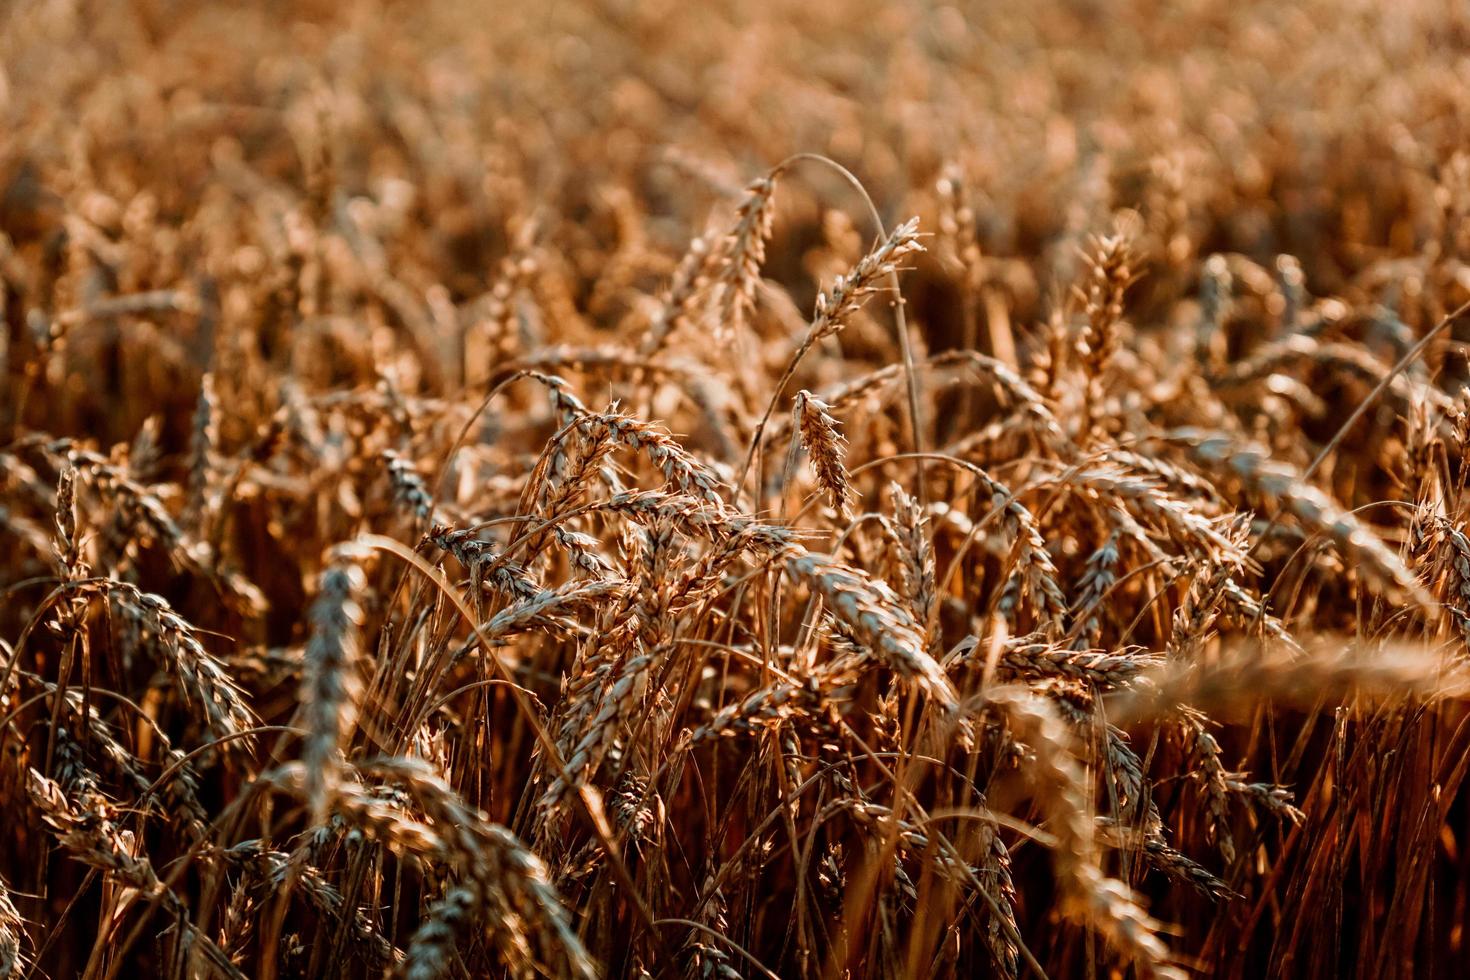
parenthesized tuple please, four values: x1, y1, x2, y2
(6, 1, 1470, 977)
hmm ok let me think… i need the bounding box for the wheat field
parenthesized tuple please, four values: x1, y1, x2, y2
(4, 1, 1470, 977)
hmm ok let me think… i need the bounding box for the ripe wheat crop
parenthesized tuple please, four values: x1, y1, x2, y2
(4, 1, 1470, 977)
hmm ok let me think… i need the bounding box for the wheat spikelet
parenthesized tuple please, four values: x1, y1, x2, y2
(109, 583, 258, 742)
(785, 550, 957, 713)
(810, 217, 925, 344)
(711, 172, 781, 342)
(301, 552, 368, 820)
(1169, 428, 1434, 609)
(429, 523, 544, 603)
(185, 372, 220, 532)
(587, 411, 730, 510)
(884, 481, 937, 641)
(1097, 819, 1232, 899)
(975, 819, 1020, 978)
(384, 448, 435, 524)
(794, 389, 853, 517)
(969, 467, 1070, 631)
(994, 638, 1162, 689)
(540, 649, 655, 813)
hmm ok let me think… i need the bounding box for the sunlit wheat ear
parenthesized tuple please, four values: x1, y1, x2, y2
(1167, 428, 1435, 609)
(970, 466, 1069, 632)
(430, 522, 543, 602)
(52, 462, 86, 580)
(884, 481, 936, 636)
(1073, 466, 1244, 562)
(68, 449, 267, 615)
(964, 636, 1165, 689)
(1070, 531, 1121, 648)
(1076, 226, 1140, 377)
(768, 348, 1067, 453)
(737, 214, 928, 500)
(48, 463, 92, 649)
(1075, 224, 1141, 434)
(685, 680, 822, 745)
(1096, 818, 1233, 899)
(711, 171, 781, 342)
(108, 583, 258, 744)
(1214, 572, 1303, 653)
(810, 217, 925, 344)
(588, 411, 730, 510)
(793, 389, 853, 518)
(70, 450, 201, 568)
(539, 648, 655, 815)
(785, 550, 957, 713)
